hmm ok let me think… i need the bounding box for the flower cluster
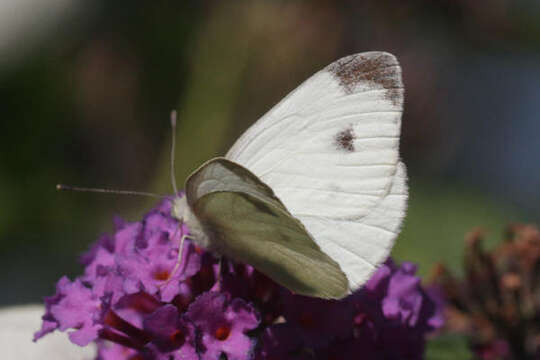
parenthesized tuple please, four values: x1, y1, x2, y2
(35, 197, 442, 359)
(430, 224, 540, 359)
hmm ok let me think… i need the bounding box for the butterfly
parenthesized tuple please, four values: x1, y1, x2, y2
(171, 52, 407, 299)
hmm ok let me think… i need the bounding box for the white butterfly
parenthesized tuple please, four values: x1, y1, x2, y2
(58, 52, 407, 299)
(173, 51, 407, 298)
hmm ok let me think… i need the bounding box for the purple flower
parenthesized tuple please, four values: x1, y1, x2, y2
(219, 261, 282, 325)
(382, 262, 423, 326)
(81, 221, 141, 303)
(115, 240, 199, 302)
(281, 292, 354, 348)
(255, 324, 306, 360)
(96, 342, 137, 360)
(257, 259, 444, 360)
(350, 260, 443, 359)
(113, 221, 143, 256)
(143, 305, 197, 358)
(187, 292, 259, 360)
(424, 284, 445, 330)
(34, 277, 102, 346)
(79, 233, 114, 267)
(36, 198, 442, 360)
(319, 339, 375, 360)
(33, 289, 64, 341)
(119, 210, 200, 302)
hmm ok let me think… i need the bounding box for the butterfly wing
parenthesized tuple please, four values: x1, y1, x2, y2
(185, 158, 348, 299)
(226, 52, 407, 291)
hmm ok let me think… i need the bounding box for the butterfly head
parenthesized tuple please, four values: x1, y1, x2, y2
(171, 194, 212, 251)
(171, 194, 187, 222)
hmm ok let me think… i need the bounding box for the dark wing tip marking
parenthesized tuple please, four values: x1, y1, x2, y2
(327, 52, 403, 106)
(334, 126, 355, 152)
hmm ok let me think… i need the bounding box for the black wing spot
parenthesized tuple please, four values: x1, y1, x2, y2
(334, 127, 355, 152)
(327, 53, 403, 106)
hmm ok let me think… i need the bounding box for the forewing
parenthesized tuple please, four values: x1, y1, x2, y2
(185, 157, 285, 210)
(192, 191, 348, 299)
(185, 158, 348, 299)
(226, 52, 407, 291)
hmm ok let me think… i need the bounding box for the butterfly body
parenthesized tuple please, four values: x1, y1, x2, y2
(171, 52, 407, 299)
(173, 196, 212, 250)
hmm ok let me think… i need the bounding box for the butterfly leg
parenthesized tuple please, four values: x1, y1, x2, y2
(160, 222, 193, 287)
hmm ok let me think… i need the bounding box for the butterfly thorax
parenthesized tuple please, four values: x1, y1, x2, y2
(172, 196, 213, 251)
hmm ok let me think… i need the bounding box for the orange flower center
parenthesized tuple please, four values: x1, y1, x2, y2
(214, 325, 231, 341)
(153, 269, 170, 281)
(170, 329, 185, 347)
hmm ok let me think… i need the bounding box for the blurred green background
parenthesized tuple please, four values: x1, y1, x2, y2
(0, 1, 538, 350)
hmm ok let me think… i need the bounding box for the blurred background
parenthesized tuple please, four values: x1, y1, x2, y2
(0, 0, 538, 355)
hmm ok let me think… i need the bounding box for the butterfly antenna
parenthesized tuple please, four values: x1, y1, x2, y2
(56, 184, 167, 198)
(170, 110, 179, 195)
(57, 112, 181, 200)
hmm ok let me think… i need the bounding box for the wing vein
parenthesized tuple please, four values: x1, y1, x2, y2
(275, 186, 382, 197)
